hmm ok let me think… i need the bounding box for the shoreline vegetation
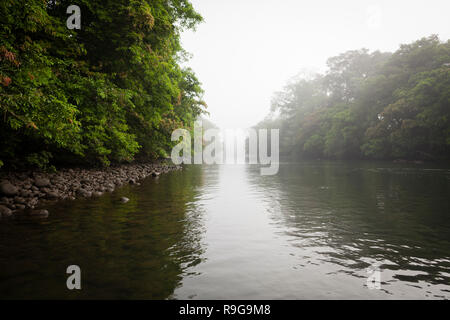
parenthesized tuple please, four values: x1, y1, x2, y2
(0, 1, 206, 171)
(1, 1, 448, 220)
(257, 35, 450, 162)
(0, 160, 181, 219)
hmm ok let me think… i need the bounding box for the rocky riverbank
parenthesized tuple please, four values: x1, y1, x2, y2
(0, 161, 181, 219)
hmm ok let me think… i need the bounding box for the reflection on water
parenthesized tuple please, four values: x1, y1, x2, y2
(0, 166, 209, 299)
(240, 163, 450, 299)
(1, 162, 450, 299)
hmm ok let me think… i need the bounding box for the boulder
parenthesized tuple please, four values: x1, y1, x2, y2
(34, 177, 51, 188)
(14, 196, 27, 204)
(76, 188, 92, 198)
(20, 189, 32, 197)
(0, 197, 10, 204)
(0, 181, 18, 196)
(0, 205, 13, 217)
(45, 191, 59, 199)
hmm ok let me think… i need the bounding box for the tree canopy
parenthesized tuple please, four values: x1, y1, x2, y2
(258, 35, 450, 161)
(0, 0, 206, 169)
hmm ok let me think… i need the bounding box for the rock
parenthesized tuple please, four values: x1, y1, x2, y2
(15, 204, 25, 210)
(14, 196, 27, 204)
(0, 181, 18, 196)
(20, 189, 32, 197)
(4, 203, 15, 210)
(120, 197, 129, 203)
(30, 209, 49, 217)
(0, 205, 13, 217)
(92, 191, 103, 197)
(151, 171, 160, 177)
(45, 191, 59, 199)
(83, 191, 92, 198)
(0, 197, 10, 203)
(76, 188, 92, 198)
(129, 179, 136, 184)
(40, 187, 50, 194)
(34, 177, 51, 188)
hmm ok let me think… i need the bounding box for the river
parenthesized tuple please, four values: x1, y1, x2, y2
(1, 162, 449, 299)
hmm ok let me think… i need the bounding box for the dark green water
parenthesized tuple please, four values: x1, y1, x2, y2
(1, 162, 450, 299)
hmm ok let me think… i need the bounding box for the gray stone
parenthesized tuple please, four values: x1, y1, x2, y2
(0, 197, 10, 203)
(46, 191, 59, 199)
(0, 181, 18, 196)
(76, 188, 92, 197)
(120, 197, 129, 203)
(14, 196, 27, 204)
(0, 205, 12, 217)
(34, 177, 51, 187)
(20, 189, 32, 197)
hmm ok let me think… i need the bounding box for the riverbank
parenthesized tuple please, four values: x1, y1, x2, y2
(0, 161, 181, 219)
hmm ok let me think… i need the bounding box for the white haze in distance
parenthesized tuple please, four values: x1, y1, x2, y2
(181, 0, 450, 129)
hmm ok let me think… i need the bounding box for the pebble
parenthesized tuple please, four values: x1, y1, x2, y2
(0, 162, 180, 220)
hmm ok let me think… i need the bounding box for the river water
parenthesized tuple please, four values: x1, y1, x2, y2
(1, 162, 449, 299)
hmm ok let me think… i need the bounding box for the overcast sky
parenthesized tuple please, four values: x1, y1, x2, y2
(181, 0, 450, 129)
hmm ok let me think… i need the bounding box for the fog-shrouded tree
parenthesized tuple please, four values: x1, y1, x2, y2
(260, 35, 450, 161)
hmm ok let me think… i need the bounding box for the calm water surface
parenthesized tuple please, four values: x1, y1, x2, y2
(1, 162, 450, 299)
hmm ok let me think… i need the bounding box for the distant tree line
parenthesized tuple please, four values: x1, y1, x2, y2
(258, 35, 450, 161)
(0, 0, 206, 169)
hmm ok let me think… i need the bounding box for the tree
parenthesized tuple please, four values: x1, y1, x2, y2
(0, 0, 206, 168)
(259, 36, 450, 161)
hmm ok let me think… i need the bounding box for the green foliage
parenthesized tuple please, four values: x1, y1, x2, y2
(260, 35, 450, 161)
(26, 151, 56, 172)
(0, 0, 205, 168)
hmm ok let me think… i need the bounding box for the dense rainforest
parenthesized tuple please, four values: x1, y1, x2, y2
(0, 0, 206, 170)
(258, 35, 450, 161)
